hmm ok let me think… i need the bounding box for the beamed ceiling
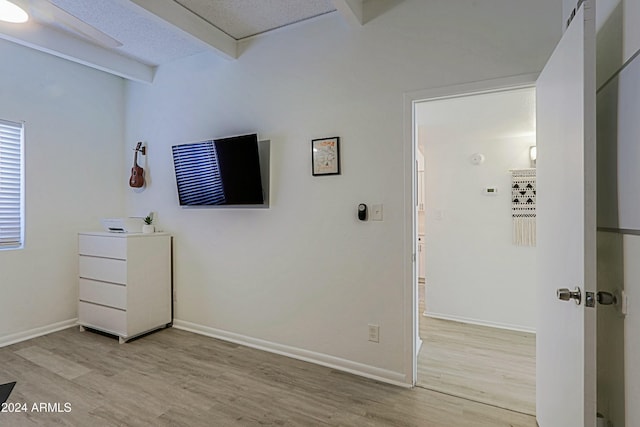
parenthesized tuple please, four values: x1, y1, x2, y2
(0, 0, 400, 82)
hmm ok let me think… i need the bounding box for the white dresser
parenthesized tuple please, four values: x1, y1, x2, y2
(77, 232, 172, 343)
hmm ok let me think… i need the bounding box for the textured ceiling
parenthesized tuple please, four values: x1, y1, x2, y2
(43, 0, 337, 66)
(174, 0, 336, 40)
(1, 0, 379, 80)
(48, 0, 208, 65)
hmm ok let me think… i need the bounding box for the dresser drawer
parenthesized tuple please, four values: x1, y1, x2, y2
(78, 235, 127, 259)
(79, 256, 127, 285)
(79, 278, 126, 310)
(78, 301, 126, 336)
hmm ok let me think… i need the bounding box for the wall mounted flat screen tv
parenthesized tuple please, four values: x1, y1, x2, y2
(172, 134, 265, 206)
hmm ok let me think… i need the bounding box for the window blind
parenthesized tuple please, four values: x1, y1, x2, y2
(172, 141, 226, 206)
(0, 119, 23, 249)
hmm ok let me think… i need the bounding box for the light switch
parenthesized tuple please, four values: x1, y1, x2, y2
(371, 204, 383, 221)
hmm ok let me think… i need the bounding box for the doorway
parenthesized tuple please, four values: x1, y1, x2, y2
(411, 83, 537, 415)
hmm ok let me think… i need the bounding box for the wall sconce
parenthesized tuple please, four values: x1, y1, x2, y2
(529, 146, 537, 168)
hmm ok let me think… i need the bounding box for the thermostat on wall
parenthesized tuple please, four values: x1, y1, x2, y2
(483, 187, 498, 195)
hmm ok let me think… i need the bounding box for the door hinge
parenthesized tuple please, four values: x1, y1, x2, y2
(566, 0, 586, 28)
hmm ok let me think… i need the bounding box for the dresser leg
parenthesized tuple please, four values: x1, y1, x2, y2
(79, 325, 85, 332)
(119, 336, 126, 344)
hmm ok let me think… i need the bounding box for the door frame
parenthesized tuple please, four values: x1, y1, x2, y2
(402, 74, 539, 385)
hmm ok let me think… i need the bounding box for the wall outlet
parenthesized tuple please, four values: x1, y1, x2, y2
(368, 324, 380, 343)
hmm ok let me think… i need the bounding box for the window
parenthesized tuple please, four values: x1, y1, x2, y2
(0, 119, 24, 249)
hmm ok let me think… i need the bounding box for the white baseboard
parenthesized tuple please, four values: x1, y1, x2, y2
(0, 318, 78, 348)
(423, 312, 536, 334)
(172, 319, 410, 388)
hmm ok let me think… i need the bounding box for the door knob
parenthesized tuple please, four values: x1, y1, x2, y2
(557, 287, 582, 305)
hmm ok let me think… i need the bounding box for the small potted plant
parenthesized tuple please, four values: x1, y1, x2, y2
(142, 213, 154, 234)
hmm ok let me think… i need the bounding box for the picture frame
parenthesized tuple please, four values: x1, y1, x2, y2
(311, 137, 340, 176)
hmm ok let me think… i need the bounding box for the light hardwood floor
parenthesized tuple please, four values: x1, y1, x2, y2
(417, 284, 536, 415)
(0, 326, 537, 426)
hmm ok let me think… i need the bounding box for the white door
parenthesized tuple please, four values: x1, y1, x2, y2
(536, 1, 596, 426)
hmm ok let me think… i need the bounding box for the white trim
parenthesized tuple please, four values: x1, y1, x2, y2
(405, 74, 539, 106)
(127, 0, 237, 60)
(0, 319, 78, 348)
(173, 319, 410, 388)
(403, 73, 539, 387)
(424, 312, 536, 334)
(332, 0, 363, 27)
(0, 21, 154, 83)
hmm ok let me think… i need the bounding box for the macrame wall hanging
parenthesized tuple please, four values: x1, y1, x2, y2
(511, 169, 536, 246)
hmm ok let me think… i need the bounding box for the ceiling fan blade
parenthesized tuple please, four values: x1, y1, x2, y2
(28, 0, 123, 48)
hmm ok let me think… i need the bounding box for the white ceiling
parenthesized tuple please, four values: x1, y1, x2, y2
(0, 0, 381, 82)
(48, 0, 207, 65)
(174, 0, 336, 40)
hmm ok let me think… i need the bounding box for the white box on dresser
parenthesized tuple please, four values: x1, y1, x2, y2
(77, 232, 172, 343)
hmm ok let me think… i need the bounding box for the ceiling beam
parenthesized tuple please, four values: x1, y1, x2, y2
(127, 0, 238, 60)
(332, 0, 364, 27)
(0, 21, 154, 83)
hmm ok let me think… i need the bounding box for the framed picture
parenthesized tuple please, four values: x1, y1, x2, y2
(311, 137, 340, 176)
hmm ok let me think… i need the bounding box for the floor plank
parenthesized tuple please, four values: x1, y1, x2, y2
(417, 284, 536, 415)
(0, 326, 536, 426)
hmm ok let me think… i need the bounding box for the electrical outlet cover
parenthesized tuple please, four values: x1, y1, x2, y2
(368, 324, 379, 343)
(371, 204, 383, 221)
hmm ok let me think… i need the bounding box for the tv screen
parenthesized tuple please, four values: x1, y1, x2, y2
(172, 134, 264, 206)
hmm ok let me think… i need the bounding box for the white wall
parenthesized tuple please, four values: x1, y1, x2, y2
(622, 236, 640, 427)
(418, 88, 537, 332)
(0, 40, 125, 341)
(595, 0, 640, 425)
(124, 0, 560, 382)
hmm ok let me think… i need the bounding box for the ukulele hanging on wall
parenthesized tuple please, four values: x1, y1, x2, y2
(129, 142, 146, 188)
